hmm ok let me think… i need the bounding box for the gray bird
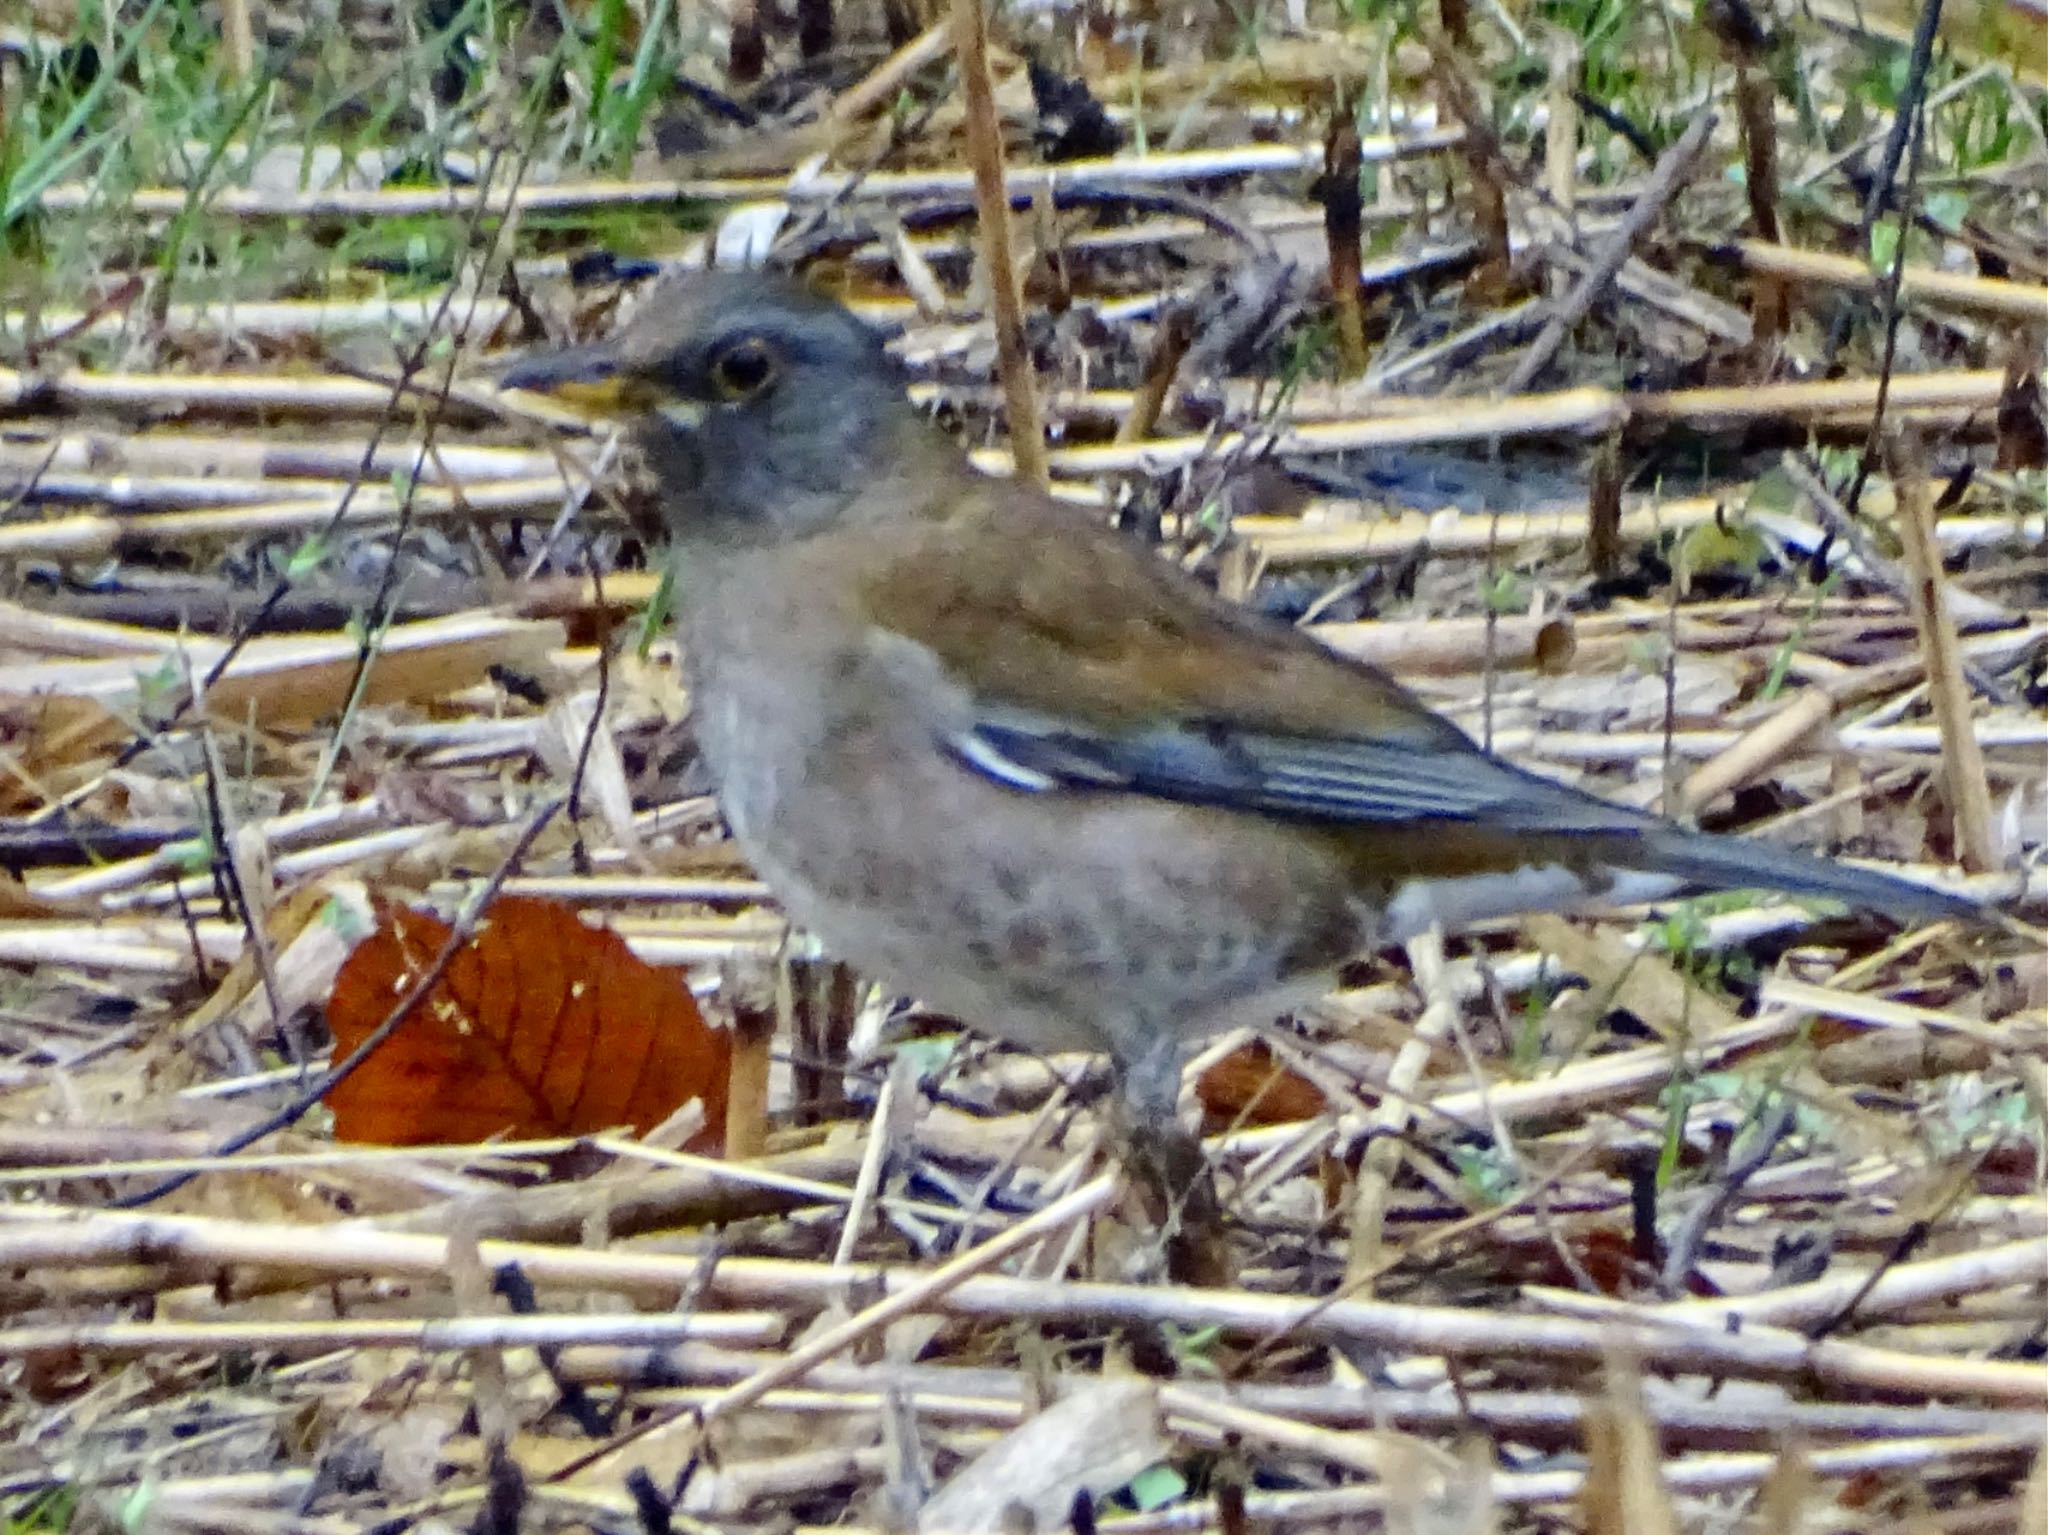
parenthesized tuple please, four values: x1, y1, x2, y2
(503, 270, 1979, 1216)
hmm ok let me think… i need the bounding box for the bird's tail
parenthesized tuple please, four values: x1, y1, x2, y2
(1636, 827, 1980, 922)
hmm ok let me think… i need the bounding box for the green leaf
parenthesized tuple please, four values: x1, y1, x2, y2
(135, 654, 182, 707)
(889, 1036, 959, 1078)
(10, 1484, 78, 1535)
(637, 567, 676, 659)
(167, 836, 214, 875)
(0, 0, 176, 230)
(1814, 443, 1861, 484)
(1450, 1141, 1520, 1204)
(1126, 1464, 1187, 1512)
(285, 534, 330, 581)
(1674, 514, 1768, 586)
(1744, 467, 1800, 515)
(116, 1478, 158, 1535)
(318, 893, 376, 942)
(1868, 217, 1902, 273)
(1482, 568, 1527, 614)
(1923, 189, 1969, 233)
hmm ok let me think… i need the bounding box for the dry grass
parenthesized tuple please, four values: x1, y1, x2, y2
(2, 1, 2046, 1532)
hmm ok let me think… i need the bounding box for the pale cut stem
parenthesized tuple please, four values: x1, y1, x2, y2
(6, 1205, 2046, 1402)
(1720, 237, 2048, 323)
(951, 0, 1048, 488)
(1670, 686, 1836, 818)
(1890, 430, 2000, 872)
(1344, 926, 1454, 1288)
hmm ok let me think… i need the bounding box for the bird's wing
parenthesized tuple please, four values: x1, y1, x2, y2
(956, 711, 1650, 832)
(856, 492, 1653, 838)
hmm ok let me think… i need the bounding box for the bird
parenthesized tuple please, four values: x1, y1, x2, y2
(501, 269, 1978, 1199)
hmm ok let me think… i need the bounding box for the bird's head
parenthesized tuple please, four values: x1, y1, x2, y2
(500, 270, 916, 547)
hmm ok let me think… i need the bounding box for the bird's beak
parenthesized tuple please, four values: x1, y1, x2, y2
(499, 343, 643, 414)
(499, 343, 710, 432)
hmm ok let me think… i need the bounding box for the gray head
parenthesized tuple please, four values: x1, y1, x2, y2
(501, 270, 917, 547)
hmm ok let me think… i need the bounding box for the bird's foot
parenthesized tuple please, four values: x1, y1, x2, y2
(1113, 1114, 1231, 1289)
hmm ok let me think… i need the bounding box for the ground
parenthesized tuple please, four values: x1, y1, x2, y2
(1, 1, 2046, 1532)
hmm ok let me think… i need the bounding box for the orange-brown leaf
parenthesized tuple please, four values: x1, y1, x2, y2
(1195, 1040, 1327, 1132)
(324, 895, 728, 1150)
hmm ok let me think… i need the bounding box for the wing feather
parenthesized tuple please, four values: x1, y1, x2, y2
(859, 487, 1649, 838)
(959, 714, 1654, 835)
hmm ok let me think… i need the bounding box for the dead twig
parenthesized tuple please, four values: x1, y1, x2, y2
(1501, 106, 1716, 395)
(1888, 431, 1999, 873)
(951, 0, 1047, 488)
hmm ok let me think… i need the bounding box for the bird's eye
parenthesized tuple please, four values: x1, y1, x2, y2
(708, 337, 778, 399)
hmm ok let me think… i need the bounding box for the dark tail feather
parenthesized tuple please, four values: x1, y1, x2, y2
(1639, 828, 1980, 922)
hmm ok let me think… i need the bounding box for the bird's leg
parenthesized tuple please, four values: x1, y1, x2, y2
(1111, 1034, 1229, 1286)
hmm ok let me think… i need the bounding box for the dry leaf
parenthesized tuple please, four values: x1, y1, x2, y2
(0, 692, 126, 813)
(1195, 1039, 1327, 1130)
(325, 894, 728, 1150)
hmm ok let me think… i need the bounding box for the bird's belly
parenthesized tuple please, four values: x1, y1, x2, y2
(1380, 864, 1689, 940)
(699, 707, 1363, 1060)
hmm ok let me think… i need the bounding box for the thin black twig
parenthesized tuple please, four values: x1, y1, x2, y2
(565, 543, 612, 875)
(332, 122, 551, 735)
(1810, 1141, 1997, 1340)
(1659, 1093, 1798, 1295)
(1822, 0, 1946, 370)
(1853, 0, 1946, 251)
(1783, 451, 2015, 702)
(1842, 99, 1932, 517)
